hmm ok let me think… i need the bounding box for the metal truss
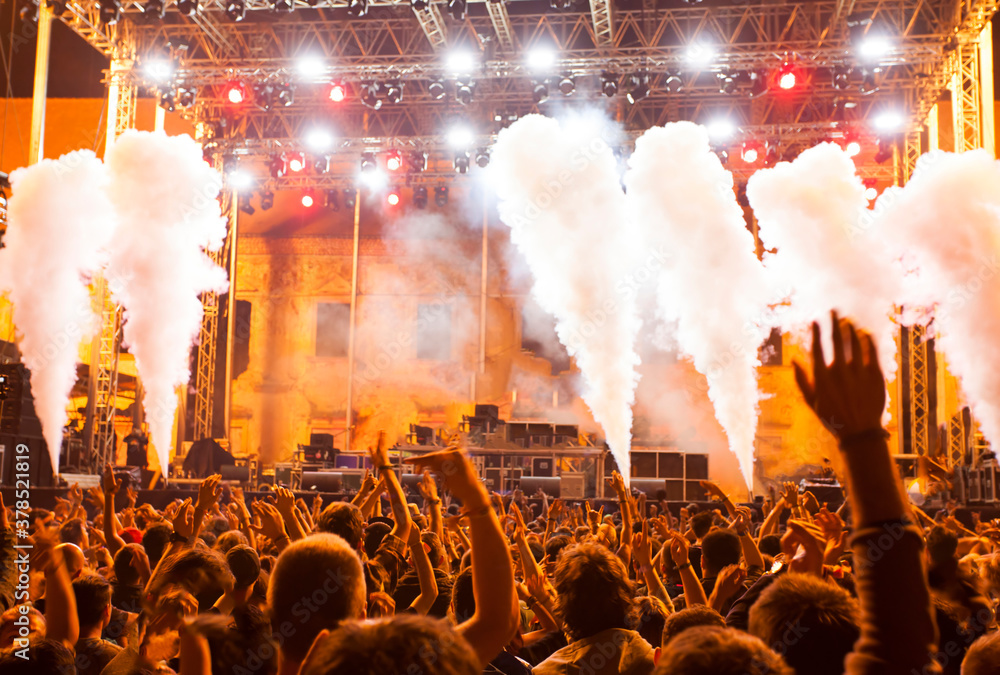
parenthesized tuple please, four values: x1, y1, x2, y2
(949, 411, 968, 467)
(90, 278, 123, 471)
(192, 190, 235, 441)
(485, 1, 515, 52)
(589, 0, 613, 48)
(906, 324, 931, 457)
(412, 4, 448, 52)
(951, 42, 984, 152)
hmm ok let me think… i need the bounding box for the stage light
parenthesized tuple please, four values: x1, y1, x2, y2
(361, 152, 378, 172)
(741, 142, 761, 164)
(429, 80, 447, 100)
(305, 129, 334, 153)
(325, 189, 341, 211)
(475, 148, 490, 168)
(686, 42, 715, 65)
(142, 0, 166, 19)
(386, 150, 403, 172)
(384, 81, 403, 104)
(435, 186, 449, 207)
(455, 78, 474, 105)
(275, 84, 294, 107)
(360, 82, 382, 110)
(239, 200, 255, 216)
(600, 72, 618, 97)
(873, 111, 903, 132)
(454, 151, 471, 174)
(874, 137, 893, 164)
(297, 57, 325, 80)
(447, 126, 474, 149)
(447, 50, 477, 74)
(387, 189, 401, 206)
(832, 65, 851, 90)
(625, 72, 649, 104)
(413, 186, 428, 209)
(447, 0, 465, 20)
(411, 0, 428, 9)
(311, 155, 330, 174)
(344, 189, 357, 209)
(301, 191, 316, 208)
(225, 81, 248, 104)
(707, 119, 735, 141)
(865, 185, 879, 201)
(664, 72, 683, 93)
(409, 151, 428, 172)
(858, 35, 892, 60)
(347, 0, 367, 15)
(176, 87, 196, 107)
(747, 70, 768, 97)
(532, 80, 549, 104)
(273, 0, 293, 11)
(99, 0, 121, 24)
(260, 190, 275, 210)
(158, 91, 175, 112)
(328, 82, 347, 102)
(558, 75, 576, 96)
(527, 47, 556, 72)
(550, 0, 571, 8)
(859, 69, 879, 95)
(777, 62, 797, 90)
(359, 170, 388, 190)
(716, 72, 738, 95)
(286, 152, 306, 173)
(225, 0, 245, 20)
(268, 155, 285, 178)
(228, 169, 254, 192)
(845, 140, 862, 157)
(176, 0, 198, 15)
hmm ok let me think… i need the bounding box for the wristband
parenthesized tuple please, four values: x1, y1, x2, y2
(676, 562, 692, 571)
(524, 597, 537, 609)
(377, 464, 393, 474)
(169, 531, 188, 544)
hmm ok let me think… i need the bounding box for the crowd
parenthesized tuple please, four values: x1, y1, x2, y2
(2, 314, 1000, 675)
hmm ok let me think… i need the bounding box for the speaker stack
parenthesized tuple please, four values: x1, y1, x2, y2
(0, 364, 52, 487)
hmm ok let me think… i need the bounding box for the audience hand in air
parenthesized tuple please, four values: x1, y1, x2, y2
(410, 444, 489, 510)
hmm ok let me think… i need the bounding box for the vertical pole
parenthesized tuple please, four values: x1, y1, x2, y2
(154, 105, 166, 133)
(344, 191, 362, 453)
(478, 192, 488, 396)
(28, 3, 52, 164)
(979, 22, 995, 158)
(224, 191, 239, 435)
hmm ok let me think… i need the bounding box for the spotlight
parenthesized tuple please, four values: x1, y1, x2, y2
(297, 57, 325, 80)
(532, 80, 549, 105)
(275, 84, 294, 107)
(305, 129, 334, 152)
(859, 69, 879, 95)
(411, 0, 428, 9)
(858, 35, 892, 60)
(447, 127, 474, 150)
(455, 77, 474, 105)
(359, 170, 388, 190)
(328, 82, 347, 102)
(310, 155, 330, 174)
(549, 0, 571, 8)
(686, 42, 715, 65)
(832, 65, 851, 90)
(413, 186, 428, 209)
(285, 152, 306, 173)
(387, 189, 401, 207)
(664, 72, 683, 93)
(747, 70, 768, 98)
(239, 200, 255, 216)
(361, 152, 378, 172)
(626, 72, 649, 104)
(454, 151, 470, 174)
(347, 0, 367, 15)
(447, 50, 477, 74)
(527, 47, 556, 72)
(873, 111, 904, 132)
(176, 0, 198, 15)
(158, 90, 175, 112)
(325, 190, 341, 211)
(225, 81, 248, 104)
(863, 179, 879, 201)
(558, 75, 576, 95)
(386, 151, 403, 172)
(777, 62, 797, 90)
(228, 168, 254, 192)
(475, 148, 490, 168)
(707, 119, 735, 141)
(447, 0, 466, 20)
(845, 140, 862, 157)
(99, 0, 121, 24)
(408, 151, 428, 172)
(260, 190, 275, 210)
(225, 0, 245, 20)
(344, 189, 357, 209)
(142, 0, 166, 19)
(434, 186, 449, 207)
(600, 72, 618, 97)
(429, 80, 447, 100)
(142, 60, 174, 83)
(874, 137, 893, 164)
(268, 155, 285, 178)
(361, 82, 382, 110)
(254, 83, 276, 110)
(302, 191, 316, 208)
(176, 87, 196, 107)
(741, 141, 763, 164)
(717, 72, 738, 95)
(383, 81, 403, 104)
(273, 0, 293, 12)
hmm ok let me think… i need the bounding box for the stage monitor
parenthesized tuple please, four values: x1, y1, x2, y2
(219, 464, 250, 483)
(531, 457, 554, 477)
(521, 476, 560, 498)
(301, 471, 363, 493)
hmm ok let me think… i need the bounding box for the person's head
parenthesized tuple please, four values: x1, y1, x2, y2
(58, 518, 87, 549)
(0, 606, 44, 649)
(268, 533, 366, 665)
(927, 526, 959, 566)
(450, 568, 475, 623)
(227, 544, 261, 591)
(363, 522, 391, 560)
(143, 523, 174, 567)
(963, 631, 1000, 675)
(553, 542, 634, 641)
(700, 529, 741, 577)
(55, 543, 86, 579)
(73, 573, 113, 632)
(653, 626, 793, 675)
(661, 606, 726, 648)
(113, 544, 144, 587)
(299, 614, 479, 675)
(758, 534, 782, 558)
(748, 573, 860, 675)
(420, 531, 448, 571)
(216, 530, 248, 554)
(691, 512, 714, 540)
(632, 595, 669, 650)
(150, 547, 235, 611)
(0, 638, 75, 675)
(316, 503, 365, 551)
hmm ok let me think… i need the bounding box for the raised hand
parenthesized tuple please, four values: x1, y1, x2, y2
(195, 475, 222, 512)
(668, 532, 691, 567)
(367, 431, 391, 471)
(172, 499, 196, 541)
(715, 564, 747, 601)
(418, 471, 440, 502)
(410, 446, 488, 510)
(781, 519, 825, 577)
(251, 501, 288, 542)
(732, 506, 753, 536)
(632, 520, 653, 568)
(793, 311, 886, 439)
(103, 464, 122, 496)
(781, 481, 799, 508)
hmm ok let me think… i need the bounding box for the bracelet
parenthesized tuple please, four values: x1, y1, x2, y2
(461, 505, 492, 519)
(839, 427, 889, 447)
(427, 498, 441, 505)
(169, 532, 188, 544)
(524, 597, 537, 609)
(676, 562, 692, 571)
(377, 464, 393, 473)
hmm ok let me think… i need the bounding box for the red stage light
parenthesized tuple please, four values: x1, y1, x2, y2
(225, 81, 247, 104)
(778, 70, 796, 90)
(328, 83, 347, 103)
(386, 151, 403, 172)
(387, 190, 400, 206)
(286, 152, 305, 173)
(302, 192, 315, 207)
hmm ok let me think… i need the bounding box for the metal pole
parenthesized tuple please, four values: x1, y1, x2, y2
(477, 192, 488, 395)
(154, 105, 166, 133)
(223, 191, 239, 434)
(344, 190, 362, 453)
(28, 3, 52, 164)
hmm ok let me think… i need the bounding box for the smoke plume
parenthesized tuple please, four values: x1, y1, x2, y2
(624, 122, 772, 490)
(868, 149, 1000, 446)
(104, 131, 229, 475)
(0, 151, 117, 474)
(489, 114, 642, 481)
(747, 143, 900, 379)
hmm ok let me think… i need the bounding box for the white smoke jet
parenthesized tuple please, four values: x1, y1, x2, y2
(0, 151, 117, 475)
(746, 143, 900, 379)
(489, 114, 642, 482)
(104, 131, 229, 476)
(624, 122, 772, 491)
(868, 149, 1000, 448)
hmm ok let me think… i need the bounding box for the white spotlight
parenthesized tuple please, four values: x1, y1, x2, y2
(143, 59, 174, 82)
(865, 186, 879, 201)
(447, 50, 477, 74)
(845, 140, 862, 157)
(305, 128, 335, 152)
(228, 170, 254, 192)
(447, 126, 474, 149)
(706, 119, 735, 141)
(685, 42, 715, 65)
(527, 47, 556, 71)
(873, 112, 904, 132)
(359, 170, 388, 190)
(297, 56, 326, 80)
(858, 36, 892, 60)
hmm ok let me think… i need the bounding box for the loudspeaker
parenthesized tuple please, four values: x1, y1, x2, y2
(0, 365, 42, 438)
(310, 433, 334, 448)
(219, 464, 250, 483)
(301, 471, 362, 492)
(531, 457, 554, 477)
(658, 453, 684, 479)
(632, 452, 657, 478)
(274, 464, 295, 486)
(475, 404, 499, 420)
(484, 468, 504, 492)
(232, 300, 251, 379)
(560, 474, 585, 499)
(685, 454, 709, 480)
(630, 478, 666, 497)
(664, 479, 685, 501)
(520, 476, 560, 498)
(0, 435, 52, 487)
(685, 480, 707, 501)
